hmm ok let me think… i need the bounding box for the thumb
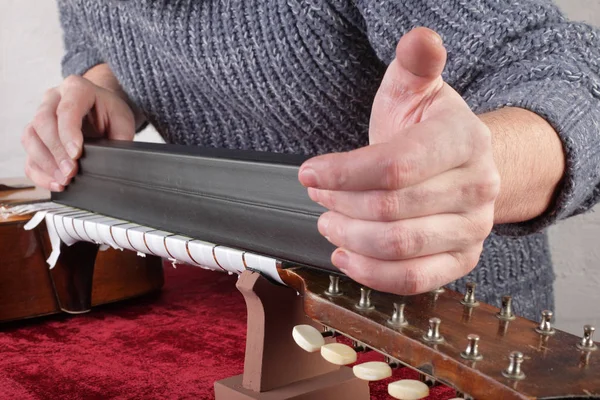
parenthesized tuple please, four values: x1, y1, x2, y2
(86, 89, 136, 142)
(369, 27, 448, 144)
(395, 27, 446, 90)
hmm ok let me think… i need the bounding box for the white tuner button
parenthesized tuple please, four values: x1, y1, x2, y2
(320, 343, 357, 365)
(388, 379, 429, 400)
(292, 325, 325, 353)
(352, 361, 392, 381)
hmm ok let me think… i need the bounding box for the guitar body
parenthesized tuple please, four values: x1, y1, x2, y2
(0, 180, 164, 323)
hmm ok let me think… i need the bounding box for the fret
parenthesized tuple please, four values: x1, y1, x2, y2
(213, 246, 245, 274)
(164, 235, 200, 266)
(95, 217, 129, 250)
(242, 252, 284, 285)
(51, 213, 78, 246)
(72, 214, 102, 243)
(144, 230, 175, 259)
(26, 206, 283, 282)
(62, 211, 95, 242)
(82, 216, 108, 244)
(110, 223, 143, 252)
(187, 239, 225, 272)
(126, 226, 157, 255)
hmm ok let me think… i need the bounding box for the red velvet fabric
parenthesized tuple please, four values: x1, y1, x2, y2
(0, 264, 455, 399)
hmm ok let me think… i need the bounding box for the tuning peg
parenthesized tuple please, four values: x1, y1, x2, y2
(351, 340, 370, 353)
(325, 274, 342, 296)
(356, 287, 374, 310)
(535, 310, 556, 336)
(496, 295, 516, 321)
(384, 355, 400, 369)
(352, 361, 392, 381)
(460, 334, 483, 361)
(388, 302, 408, 327)
(576, 325, 598, 351)
(321, 327, 337, 338)
(423, 317, 444, 343)
(388, 379, 430, 400)
(460, 282, 479, 307)
(320, 343, 357, 365)
(452, 392, 474, 400)
(502, 351, 526, 380)
(292, 325, 326, 352)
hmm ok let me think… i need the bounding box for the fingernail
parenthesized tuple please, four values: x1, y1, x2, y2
(50, 182, 63, 192)
(299, 167, 318, 187)
(318, 213, 330, 236)
(430, 31, 443, 45)
(53, 169, 68, 185)
(66, 141, 80, 159)
(332, 250, 349, 270)
(307, 187, 319, 202)
(60, 159, 74, 176)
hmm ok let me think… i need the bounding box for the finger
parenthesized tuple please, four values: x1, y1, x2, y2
(299, 118, 472, 190)
(32, 90, 78, 179)
(369, 27, 449, 144)
(308, 167, 499, 221)
(330, 246, 482, 295)
(57, 75, 96, 159)
(21, 124, 70, 186)
(318, 211, 491, 261)
(102, 89, 136, 141)
(24, 158, 64, 192)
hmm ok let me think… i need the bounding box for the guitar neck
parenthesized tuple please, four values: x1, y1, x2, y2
(279, 266, 600, 400)
(51, 139, 337, 272)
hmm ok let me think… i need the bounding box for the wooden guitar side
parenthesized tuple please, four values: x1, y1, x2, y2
(0, 180, 164, 323)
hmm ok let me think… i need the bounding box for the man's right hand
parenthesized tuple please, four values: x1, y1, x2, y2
(21, 74, 136, 191)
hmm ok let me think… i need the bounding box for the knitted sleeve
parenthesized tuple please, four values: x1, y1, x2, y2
(57, 0, 104, 78)
(353, 0, 600, 235)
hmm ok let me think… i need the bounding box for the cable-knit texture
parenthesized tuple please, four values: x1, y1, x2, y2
(56, 0, 600, 320)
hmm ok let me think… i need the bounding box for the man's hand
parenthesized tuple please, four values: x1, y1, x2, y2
(298, 27, 501, 295)
(21, 72, 136, 192)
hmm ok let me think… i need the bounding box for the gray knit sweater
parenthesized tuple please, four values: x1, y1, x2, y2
(57, 0, 600, 320)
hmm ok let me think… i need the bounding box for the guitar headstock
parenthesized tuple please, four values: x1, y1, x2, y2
(279, 266, 600, 400)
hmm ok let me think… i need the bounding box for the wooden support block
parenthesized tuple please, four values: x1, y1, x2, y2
(214, 271, 369, 400)
(214, 367, 366, 400)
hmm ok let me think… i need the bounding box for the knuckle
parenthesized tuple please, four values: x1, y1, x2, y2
(330, 218, 347, 246)
(379, 78, 410, 109)
(21, 126, 34, 148)
(383, 224, 425, 258)
(31, 112, 52, 130)
(56, 99, 77, 115)
(42, 87, 58, 102)
(462, 169, 501, 205)
(321, 190, 336, 210)
(370, 192, 399, 221)
(383, 157, 414, 189)
(62, 74, 86, 90)
(461, 213, 492, 243)
(399, 267, 428, 295)
(332, 160, 349, 188)
(450, 247, 482, 276)
(458, 248, 483, 274)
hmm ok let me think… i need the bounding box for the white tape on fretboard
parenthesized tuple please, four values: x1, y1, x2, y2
(24, 203, 284, 284)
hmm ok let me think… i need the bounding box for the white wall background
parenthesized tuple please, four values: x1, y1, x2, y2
(1, 0, 599, 335)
